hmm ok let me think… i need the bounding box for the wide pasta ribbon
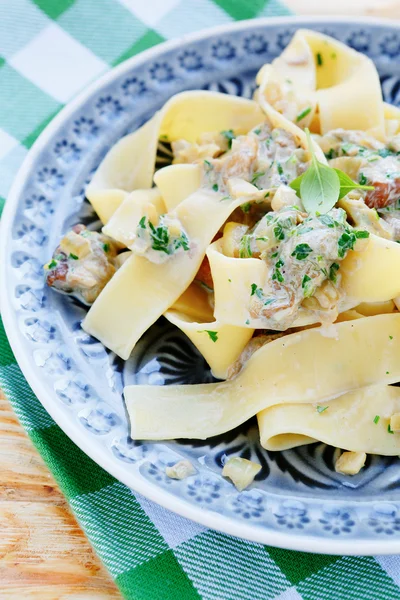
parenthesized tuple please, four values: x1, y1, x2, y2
(207, 234, 400, 329)
(258, 385, 400, 454)
(256, 29, 386, 138)
(125, 314, 400, 441)
(86, 91, 264, 223)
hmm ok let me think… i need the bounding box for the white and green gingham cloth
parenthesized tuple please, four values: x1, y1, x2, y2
(2, 1, 400, 598)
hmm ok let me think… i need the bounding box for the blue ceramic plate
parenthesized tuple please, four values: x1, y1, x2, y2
(3, 16, 400, 554)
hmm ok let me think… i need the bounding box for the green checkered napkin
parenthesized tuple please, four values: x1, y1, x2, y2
(1, 1, 400, 598)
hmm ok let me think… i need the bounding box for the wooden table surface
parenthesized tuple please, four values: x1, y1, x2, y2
(2, 1, 400, 598)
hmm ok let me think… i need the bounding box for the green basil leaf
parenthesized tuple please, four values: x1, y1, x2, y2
(300, 161, 340, 215)
(334, 168, 375, 199)
(289, 173, 303, 197)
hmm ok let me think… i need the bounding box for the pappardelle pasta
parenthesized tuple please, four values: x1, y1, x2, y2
(45, 30, 400, 486)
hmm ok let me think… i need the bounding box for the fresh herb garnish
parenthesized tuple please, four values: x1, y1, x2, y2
(316, 405, 328, 413)
(291, 243, 313, 261)
(296, 107, 312, 122)
(204, 159, 212, 170)
(103, 243, 110, 253)
(359, 172, 367, 185)
(277, 162, 284, 176)
(325, 148, 336, 160)
(335, 169, 374, 199)
(221, 129, 235, 148)
(337, 232, 356, 258)
(47, 259, 57, 269)
(139, 216, 147, 228)
(388, 423, 395, 434)
(316, 52, 323, 66)
(373, 415, 380, 424)
(239, 235, 252, 258)
(241, 202, 251, 213)
(355, 230, 370, 239)
(250, 283, 264, 300)
(204, 330, 218, 342)
(251, 171, 265, 187)
(272, 258, 285, 283)
(69, 253, 79, 260)
(390, 335, 393, 340)
(328, 262, 340, 283)
(297, 129, 340, 215)
(289, 129, 374, 213)
(273, 223, 285, 241)
(212, 183, 219, 192)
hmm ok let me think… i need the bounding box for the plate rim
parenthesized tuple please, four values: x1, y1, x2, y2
(2, 14, 400, 555)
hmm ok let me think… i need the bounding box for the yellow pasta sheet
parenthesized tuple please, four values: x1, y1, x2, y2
(165, 310, 253, 380)
(258, 386, 400, 455)
(125, 314, 400, 440)
(86, 91, 264, 223)
(208, 235, 400, 328)
(256, 29, 385, 137)
(102, 188, 165, 247)
(83, 189, 247, 359)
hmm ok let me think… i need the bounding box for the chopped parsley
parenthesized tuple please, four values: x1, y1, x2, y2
(251, 171, 265, 187)
(239, 235, 252, 258)
(241, 202, 251, 213)
(277, 162, 284, 176)
(318, 214, 336, 228)
(359, 172, 368, 185)
(328, 262, 340, 283)
(377, 148, 393, 158)
(69, 253, 79, 260)
(388, 423, 395, 434)
(138, 216, 147, 228)
(337, 232, 356, 258)
(250, 283, 264, 300)
(245, 319, 250, 325)
(221, 129, 235, 148)
(47, 259, 57, 269)
(355, 230, 370, 239)
(273, 223, 285, 241)
(302, 274, 313, 297)
(138, 216, 190, 255)
(204, 159, 212, 170)
(272, 258, 285, 283)
(103, 243, 110, 253)
(228, 278, 232, 282)
(316, 405, 328, 413)
(291, 243, 313, 260)
(316, 52, 323, 66)
(373, 415, 380, 424)
(204, 330, 218, 342)
(325, 148, 337, 160)
(296, 107, 312, 122)
(212, 183, 219, 192)
(390, 335, 393, 340)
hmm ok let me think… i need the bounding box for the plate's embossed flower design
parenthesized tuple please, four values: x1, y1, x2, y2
(73, 116, 99, 141)
(212, 40, 236, 60)
(319, 507, 356, 535)
(230, 490, 266, 519)
(243, 34, 268, 55)
(7, 21, 400, 549)
(380, 33, 400, 58)
(122, 77, 147, 97)
(347, 30, 370, 52)
(367, 504, 400, 535)
(54, 140, 81, 164)
(274, 500, 310, 530)
(37, 167, 65, 190)
(150, 62, 174, 82)
(179, 50, 203, 71)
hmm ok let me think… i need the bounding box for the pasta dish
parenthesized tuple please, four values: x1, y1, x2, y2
(45, 31, 400, 488)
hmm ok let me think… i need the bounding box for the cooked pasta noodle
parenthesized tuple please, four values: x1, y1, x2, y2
(44, 30, 400, 477)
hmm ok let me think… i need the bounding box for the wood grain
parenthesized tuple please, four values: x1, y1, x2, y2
(0, 392, 121, 598)
(1, 1, 398, 597)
